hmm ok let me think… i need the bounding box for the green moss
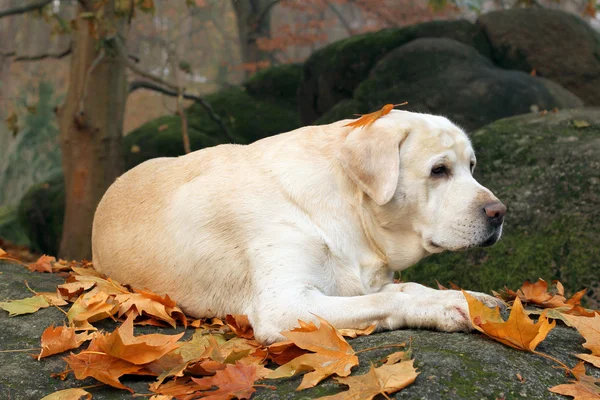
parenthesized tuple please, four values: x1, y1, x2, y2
(124, 87, 301, 170)
(17, 174, 64, 255)
(0, 206, 30, 246)
(244, 63, 303, 106)
(403, 110, 600, 308)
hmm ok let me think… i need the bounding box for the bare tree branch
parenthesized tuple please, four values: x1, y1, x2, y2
(324, 0, 355, 36)
(0, 0, 53, 19)
(129, 80, 236, 144)
(14, 47, 72, 61)
(256, 0, 282, 26)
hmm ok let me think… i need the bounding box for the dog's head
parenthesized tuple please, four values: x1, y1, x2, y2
(338, 110, 505, 266)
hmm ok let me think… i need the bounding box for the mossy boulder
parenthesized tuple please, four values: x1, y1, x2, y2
(0, 206, 29, 247)
(478, 8, 600, 106)
(17, 174, 65, 256)
(403, 108, 600, 309)
(124, 87, 301, 170)
(1, 261, 599, 399)
(298, 19, 492, 123)
(244, 63, 303, 107)
(318, 38, 583, 130)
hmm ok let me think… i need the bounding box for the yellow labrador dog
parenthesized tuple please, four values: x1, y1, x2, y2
(92, 110, 506, 343)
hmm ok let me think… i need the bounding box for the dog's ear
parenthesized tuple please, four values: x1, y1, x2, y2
(338, 122, 408, 206)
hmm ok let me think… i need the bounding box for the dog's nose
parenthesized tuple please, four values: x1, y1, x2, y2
(483, 202, 506, 228)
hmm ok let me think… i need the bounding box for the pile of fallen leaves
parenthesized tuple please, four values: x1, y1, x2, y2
(1, 250, 600, 400)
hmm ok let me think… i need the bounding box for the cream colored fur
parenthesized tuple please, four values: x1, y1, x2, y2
(92, 110, 504, 343)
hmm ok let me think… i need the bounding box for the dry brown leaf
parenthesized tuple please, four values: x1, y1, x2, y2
(27, 255, 56, 273)
(549, 361, 600, 399)
(191, 362, 271, 400)
(40, 387, 91, 400)
(263, 340, 308, 365)
(338, 324, 376, 338)
(94, 313, 184, 365)
(150, 376, 211, 398)
(64, 342, 144, 392)
(67, 290, 119, 329)
(464, 291, 555, 352)
(226, 314, 255, 339)
(496, 279, 587, 309)
(564, 313, 600, 369)
(115, 290, 186, 328)
(267, 316, 358, 390)
(318, 359, 419, 399)
(344, 103, 406, 129)
(37, 325, 93, 359)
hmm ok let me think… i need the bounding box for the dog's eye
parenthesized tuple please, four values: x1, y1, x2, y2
(431, 165, 448, 177)
(470, 162, 475, 172)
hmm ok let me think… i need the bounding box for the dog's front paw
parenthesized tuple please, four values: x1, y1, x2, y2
(433, 300, 473, 332)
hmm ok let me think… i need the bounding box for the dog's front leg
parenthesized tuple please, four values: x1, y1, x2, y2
(251, 287, 475, 344)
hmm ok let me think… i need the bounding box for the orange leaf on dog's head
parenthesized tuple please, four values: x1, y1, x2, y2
(344, 103, 407, 129)
(267, 316, 358, 390)
(463, 291, 555, 352)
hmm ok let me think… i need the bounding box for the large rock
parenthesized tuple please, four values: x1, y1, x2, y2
(0, 261, 598, 399)
(403, 108, 600, 309)
(17, 174, 65, 256)
(478, 8, 600, 106)
(244, 63, 303, 107)
(124, 86, 301, 170)
(317, 38, 583, 130)
(298, 19, 493, 124)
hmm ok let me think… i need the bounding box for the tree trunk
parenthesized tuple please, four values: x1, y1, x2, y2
(232, 0, 274, 77)
(57, 1, 128, 260)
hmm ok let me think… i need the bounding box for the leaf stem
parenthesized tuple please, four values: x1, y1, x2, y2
(355, 343, 406, 355)
(532, 350, 570, 373)
(0, 348, 41, 353)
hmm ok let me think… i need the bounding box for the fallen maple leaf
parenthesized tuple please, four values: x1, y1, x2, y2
(115, 290, 186, 328)
(0, 294, 51, 316)
(40, 387, 91, 400)
(192, 362, 272, 400)
(67, 290, 119, 329)
(37, 325, 93, 359)
(549, 361, 600, 399)
(64, 342, 144, 392)
(267, 316, 359, 390)
(344, 103, 407, 129)
(463, 291, 555, 352)
(226, 314, 255, 339)
(27, 255, 56, 273)
(495, 279, 587, 309)
(338, 324, 376, 338)
(318, 359, 419, 400)
(94, 312, 184, 365)
(564, 313, 600, 369)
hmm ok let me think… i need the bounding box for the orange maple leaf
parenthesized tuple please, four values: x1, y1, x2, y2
(64, 341, 144, 393)
(267, 316, 359, 390)
(37, 325, 93, 360)
(549, 361, 600, 399)
(191, 362, 272, 400)
(564, 313, 600, 369)
(343, 103, 407, 129)
(115, 289, 187, 328)
(318, 358, 419, 400)
(93, 313, 184, 365)
(338, 324, 376, 338)
(463, 291, 555, 352)
(226, 314, 255, 339)
(27, 255, 56, 273)
(494, 279, 587, 309)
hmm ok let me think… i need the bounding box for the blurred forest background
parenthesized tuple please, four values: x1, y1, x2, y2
(1, 0, 599, 305)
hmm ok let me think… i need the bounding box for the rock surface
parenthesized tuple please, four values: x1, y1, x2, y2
(298, 19, 492, 124)
(317, 38, 582, 130)
(404, 108, 600, 309)
(0, 261, 599, 399)
(478, 8, 600, 106)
